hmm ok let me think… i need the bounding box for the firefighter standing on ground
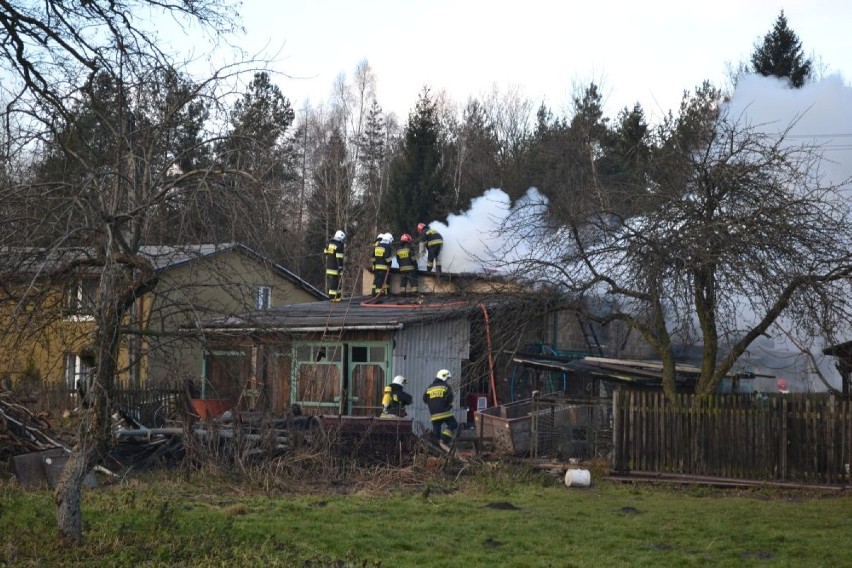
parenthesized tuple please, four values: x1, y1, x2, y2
(417, 223, 443, 277)
(323, 230, 346, 301)
(396, 233, 418, 296)
(380, 375, 413, 418)
(372, 233, 393, 296)
(423, 369, 457, 448)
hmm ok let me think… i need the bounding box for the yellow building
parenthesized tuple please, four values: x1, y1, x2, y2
(0, 243, 325, 390)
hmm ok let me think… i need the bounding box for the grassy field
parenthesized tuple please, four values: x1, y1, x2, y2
(2, 462, 851, 567)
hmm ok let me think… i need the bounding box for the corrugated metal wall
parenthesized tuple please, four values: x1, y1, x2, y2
(392, 317, 470, 432)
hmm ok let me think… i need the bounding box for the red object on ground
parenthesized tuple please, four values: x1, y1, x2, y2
(190, 398, 234, 418)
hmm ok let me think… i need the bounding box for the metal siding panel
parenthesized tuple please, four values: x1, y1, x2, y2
(392, 318, 469, 431)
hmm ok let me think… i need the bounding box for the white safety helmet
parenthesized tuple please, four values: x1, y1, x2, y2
(436, 369, 452, 382)
(381, 233, 393, 244)
(392, 375, 407, 386)
(334, 230, 346, 241)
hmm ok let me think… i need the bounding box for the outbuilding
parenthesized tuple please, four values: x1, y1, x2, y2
(198, 295, 481, 432)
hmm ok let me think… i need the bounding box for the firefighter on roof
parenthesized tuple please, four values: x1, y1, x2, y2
(396, 233, 418, 296)
(372, 233, 393, 296)
(323, 230, 346, 301)
(417, 222, 443, 277)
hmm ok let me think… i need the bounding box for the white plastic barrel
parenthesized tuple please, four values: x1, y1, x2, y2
(564, 468, 591, 488)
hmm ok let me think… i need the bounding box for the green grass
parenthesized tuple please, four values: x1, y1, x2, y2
(2, 466, 851, 567)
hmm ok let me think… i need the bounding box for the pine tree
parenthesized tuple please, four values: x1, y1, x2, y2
(750, 10, 812, 88)
(356, 100, 388, 230)
(445, 99, 501, 212)
(385, 87, 448, 234)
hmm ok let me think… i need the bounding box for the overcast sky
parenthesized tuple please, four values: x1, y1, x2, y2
(235, 0, 852, 123)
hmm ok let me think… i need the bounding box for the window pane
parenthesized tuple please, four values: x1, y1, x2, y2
(256, 286, 271, 310)
(325, 345, 342, 362)
(295, 345, 311, 360)
(370, 346, 385, 362)
(351, 346, 368, 363)
(65, 353, 76, 389)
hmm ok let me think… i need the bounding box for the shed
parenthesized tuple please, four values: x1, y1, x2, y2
(198, 295, 479, 432)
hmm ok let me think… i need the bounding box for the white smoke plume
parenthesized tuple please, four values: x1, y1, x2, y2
(720, 74, 852, 392)
(724, 74, 852, 189)
(420, 187, 548, 273)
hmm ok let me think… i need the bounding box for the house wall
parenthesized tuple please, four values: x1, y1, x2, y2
(543, 307, 656, 360)
(0, 282, 132, 387)
(391, 318, 470, 432)
(145, 250, 321, 386)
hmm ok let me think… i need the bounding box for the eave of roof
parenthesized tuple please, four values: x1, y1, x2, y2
(511, 355, 711, 384)
(196, 295, 479, 334)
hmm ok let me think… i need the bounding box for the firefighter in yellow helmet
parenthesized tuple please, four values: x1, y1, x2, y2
(423, 369, 457, 448)
(380, 375, 413, 418)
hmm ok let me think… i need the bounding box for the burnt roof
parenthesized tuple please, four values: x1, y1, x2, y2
(198, 294, 479, 333)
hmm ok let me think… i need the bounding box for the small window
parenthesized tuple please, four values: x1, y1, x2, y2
(370, 346, 385, 362)
(296, 345, 312, 360)
(351, 346, 368, 363)
(256, 286, 271, 310)
(66, 279, 98, 316)
(64, 353, 89, 390)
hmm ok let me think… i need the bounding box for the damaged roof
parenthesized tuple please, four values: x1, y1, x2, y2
(198, 295, 480, 333)
(511, 354, 718, 386)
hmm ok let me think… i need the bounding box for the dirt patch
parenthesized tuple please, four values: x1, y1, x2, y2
(485, 501, 520, 510)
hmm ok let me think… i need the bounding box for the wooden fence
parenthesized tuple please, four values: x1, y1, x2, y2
(612, 390, 852, 485)
(14, 382, 185, 426)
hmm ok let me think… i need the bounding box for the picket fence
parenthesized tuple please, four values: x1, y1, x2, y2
(612, 390, 852, 485)
(16, 382, 185, 426)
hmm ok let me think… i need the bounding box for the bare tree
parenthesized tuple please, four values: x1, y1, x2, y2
(0, 0, 272, 543)
(497, 86, 852, 397)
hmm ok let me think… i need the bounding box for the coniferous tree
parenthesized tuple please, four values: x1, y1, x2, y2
(525, 83, 611, 222)
(523, 103, 570, 205)
(356, 100, 388, 232)
(210, 72, 298, 256)
(750, 10, 813, 88)
(598, 103, 652, 216)
(445, 99, 501, 212)
(385, 87, 449, 234)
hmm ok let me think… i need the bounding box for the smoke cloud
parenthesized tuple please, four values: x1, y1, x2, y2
(721, 74, 852, 391)
(724, 73, 852, 189)
(420, 187, 548, 273)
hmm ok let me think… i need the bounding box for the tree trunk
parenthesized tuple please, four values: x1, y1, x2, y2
(55, 422, 98, 543)
(54, 260, 128, 543)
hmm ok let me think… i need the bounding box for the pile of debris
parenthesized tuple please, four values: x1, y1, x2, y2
(1, 391, 79, 488)
(0, 391, 69, 459)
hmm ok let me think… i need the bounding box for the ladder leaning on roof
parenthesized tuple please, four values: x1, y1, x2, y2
(576, 315, 604, 357)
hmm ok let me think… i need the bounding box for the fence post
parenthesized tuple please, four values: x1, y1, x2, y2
(780, 396, 788, 481)
(612, 389, 621, 470)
